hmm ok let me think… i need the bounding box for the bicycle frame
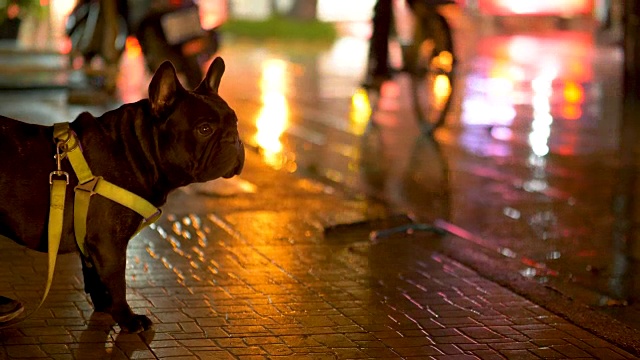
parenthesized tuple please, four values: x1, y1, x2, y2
(367, 0, 457, 134)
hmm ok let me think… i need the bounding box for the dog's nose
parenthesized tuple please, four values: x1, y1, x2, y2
(222, 139, 244, 178)
(234, 139, 245, 175)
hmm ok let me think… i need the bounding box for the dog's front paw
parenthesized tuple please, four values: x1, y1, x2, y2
(119, 314, 153, 333)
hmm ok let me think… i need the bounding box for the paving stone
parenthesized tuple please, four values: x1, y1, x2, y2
(497, 349, 540, 359)
(177, 338, 217, 347)
(150, 346, 193, 358)
(260, 343, 294, 356)
(5, 345, 48, 358)
(50, 355, 74, 360)
(380, 335, 436, 348)
(227, 345, 266, 356)
(393, 345, 445, 357)
(434, 343, 466, 355)
(192, 350, 236, 359)
(40, 343, 69, 355)
(459, 327, 505, 340)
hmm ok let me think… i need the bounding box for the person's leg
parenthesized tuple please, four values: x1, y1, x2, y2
(364, 0, 393, 87)
(0, 296, 24, 323)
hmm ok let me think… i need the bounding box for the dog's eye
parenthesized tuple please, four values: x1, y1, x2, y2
(197, 123, 214, 136)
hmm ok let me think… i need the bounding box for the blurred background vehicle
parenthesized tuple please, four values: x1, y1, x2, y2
(65, 0, 223, 93)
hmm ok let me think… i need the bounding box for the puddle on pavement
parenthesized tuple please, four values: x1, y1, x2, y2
(181, 178, 258, 197)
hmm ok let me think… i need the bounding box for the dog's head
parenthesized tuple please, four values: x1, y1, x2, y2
(147, 57, 244, 186)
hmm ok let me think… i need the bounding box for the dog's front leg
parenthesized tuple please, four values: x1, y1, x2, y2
(86, 229, 152, 333)
(81, 256, 112, 312)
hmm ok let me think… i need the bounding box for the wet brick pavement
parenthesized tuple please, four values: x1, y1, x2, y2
(1, 150, 637, 359)
(1, 14, 640, 359)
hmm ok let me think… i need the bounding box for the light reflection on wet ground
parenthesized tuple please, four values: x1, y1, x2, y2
(211, 25, 639, 329)
(13, 15, 633, 331)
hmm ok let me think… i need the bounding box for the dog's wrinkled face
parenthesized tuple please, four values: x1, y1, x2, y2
(148, 58, 244, 185)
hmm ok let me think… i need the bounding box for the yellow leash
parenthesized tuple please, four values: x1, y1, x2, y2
(0, 135, 70, 327)
(44, 160, 69, 308)
(1, 122, 161, 326)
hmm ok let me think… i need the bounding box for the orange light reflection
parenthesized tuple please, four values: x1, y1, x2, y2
(561, 104, 582, 120)
(433, 74, 451, 110)
(350, 88, 371, 135)
(125, 36, 142, 59)
(254, 59, 291, 170)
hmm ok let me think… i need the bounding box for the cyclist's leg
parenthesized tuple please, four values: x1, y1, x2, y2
(364, 0, 394, 88)
(403, 1, 438, 73)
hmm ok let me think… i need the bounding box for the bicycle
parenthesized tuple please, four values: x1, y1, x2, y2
(363, 0, 457, 135)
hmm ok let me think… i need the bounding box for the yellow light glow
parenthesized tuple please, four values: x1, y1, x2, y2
(433, 74, 452, 109)
(350, 88, 371, 135)
(563, 81, 584, 104)
(433, 51, 454, 73)
(254, 59, 290, 169)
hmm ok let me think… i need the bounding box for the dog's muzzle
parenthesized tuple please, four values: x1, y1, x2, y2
(223, 139, 244, 178)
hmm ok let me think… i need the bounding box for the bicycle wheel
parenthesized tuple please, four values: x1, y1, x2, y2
(409, 11, 455, 134)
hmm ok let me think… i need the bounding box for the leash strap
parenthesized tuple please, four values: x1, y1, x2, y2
(0, 177, 68, 329)
(2, 127, 73, 327)
(44, 179, 67, 306)
(1, 145, 70, 327)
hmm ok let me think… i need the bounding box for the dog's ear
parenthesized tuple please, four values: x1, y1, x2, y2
(149, 61, 183, 118)
(195, 57, 225, 95)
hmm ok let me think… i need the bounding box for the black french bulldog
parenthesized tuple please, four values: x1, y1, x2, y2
(0, 57, 244, 333)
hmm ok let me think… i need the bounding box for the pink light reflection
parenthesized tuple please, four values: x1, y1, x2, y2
(478, 0, 593, 15)
(490, 126, 513, 141)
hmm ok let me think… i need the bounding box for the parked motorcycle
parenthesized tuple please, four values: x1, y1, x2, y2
(66, 0, 220, 93)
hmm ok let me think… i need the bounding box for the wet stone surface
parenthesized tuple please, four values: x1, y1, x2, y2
(213, 29, 640, 337)
(0, 150, 637, 359)
(1, 13, 640, 359)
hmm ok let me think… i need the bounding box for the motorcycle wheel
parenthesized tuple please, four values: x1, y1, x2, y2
(181, 54, 204, 89)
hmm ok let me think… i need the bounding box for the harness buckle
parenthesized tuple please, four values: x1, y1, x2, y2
(49, 171, 69, 184)
(54, 129, 81, 156)
(75, 176, 101, 195)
